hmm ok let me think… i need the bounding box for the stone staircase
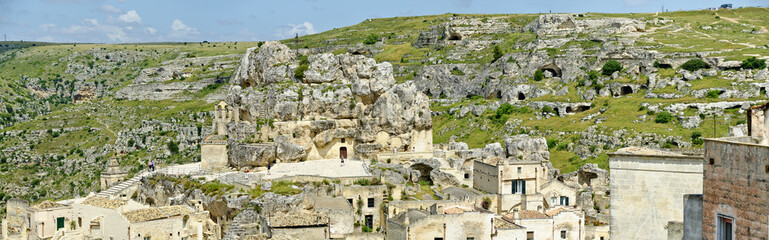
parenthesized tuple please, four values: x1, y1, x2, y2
(222, 209, 260, 240)
(96, 170, 154, 198)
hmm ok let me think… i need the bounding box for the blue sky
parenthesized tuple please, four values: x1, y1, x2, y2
(1, 0, 767, 43)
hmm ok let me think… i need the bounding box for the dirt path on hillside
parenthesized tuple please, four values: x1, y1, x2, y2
(715, 13, 740, 23)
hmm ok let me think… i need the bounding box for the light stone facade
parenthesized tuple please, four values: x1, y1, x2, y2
(609, 147, 703, 240)
(2, 199, 73, 240)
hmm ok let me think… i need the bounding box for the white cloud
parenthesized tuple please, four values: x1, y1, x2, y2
(118, 10, 141, 24)
(99, 4, 122, 14)
(171, 19, 199, 36)
(145, 27, 157, 35)
(274, 21, 316, 39)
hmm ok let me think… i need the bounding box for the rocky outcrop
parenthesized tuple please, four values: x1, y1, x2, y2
(504, 135, 550, 161)
(225, 42, 432, 165)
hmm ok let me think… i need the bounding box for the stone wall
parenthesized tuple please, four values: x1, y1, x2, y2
(473, 160, 499, 194)
(703, 137, 769, 240)
(683, 194, 703, 240)
(202, 142, 228, 171)
(609, 151, 703, 240)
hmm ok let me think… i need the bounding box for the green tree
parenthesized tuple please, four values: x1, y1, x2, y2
(681, 59, 709, 71)
(363, 34, 379, 45)
(492, 45, 504, 62)
(168, 141, 179, 154)
(742, 57, 766, 69)
(655, 112, 673, 124)
(601, 60, 622, 76)
(534, 69, 544, 81)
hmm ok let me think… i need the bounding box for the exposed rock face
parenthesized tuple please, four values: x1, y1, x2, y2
(504, 134, 550, 161)
(225, 42, 432, 166)
(526, 14, 646, 35)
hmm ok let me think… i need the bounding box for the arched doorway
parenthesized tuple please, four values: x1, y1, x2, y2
(340, 147, 347, 159)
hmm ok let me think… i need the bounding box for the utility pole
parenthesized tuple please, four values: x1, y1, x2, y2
(713, 113, 717, 138)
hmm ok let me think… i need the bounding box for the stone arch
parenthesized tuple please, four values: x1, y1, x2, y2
(539, 63, 562, 78)
(182, 215, 189, 228)
(620, 86, 633, 96)
(410, 163, 434, 184)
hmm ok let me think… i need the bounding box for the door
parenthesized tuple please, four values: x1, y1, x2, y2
(57, 217, 65, 230)
(340, 147, 347, 159)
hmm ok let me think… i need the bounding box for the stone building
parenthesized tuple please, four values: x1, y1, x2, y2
(201, 101, 231, 171)
(608, 147, 703, 240)
(61, 196, 221, 240)
(697, 102, 769, 239)
(100, 156, 127, 190)
(2, 199, 73, 240)
(503, 207, 585, 240)
(473, 157, 576, 213)
(335, 185, 387, 231)
(385, 210, 524, 240)
(262, 213, 330, 240)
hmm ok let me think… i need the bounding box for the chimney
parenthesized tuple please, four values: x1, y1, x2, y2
(513, 209, 520, 224)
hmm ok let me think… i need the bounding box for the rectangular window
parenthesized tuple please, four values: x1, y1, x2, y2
(512, 180, 526, 194)
(467, 238, 475, 240)
(551, 197, 557, 206)
(365, 215, 373, 229)
(560, 230, 567, 239)
(464, 173, 470, 179)
(517, 167, 522, 174)
(434, 238, 443, 240)
(560, 196, 570, 206)
(717, 215, 733, 240)
(527, 231, 534, 240)
(368, 198, 375, 208)
(144, 237, 151, 240)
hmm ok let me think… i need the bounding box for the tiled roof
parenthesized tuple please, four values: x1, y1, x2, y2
(122, 205, 193, 223)
(81, 196, 127, 209)
(31, 200, 65, 210)
(269, 213, 328, 227)
(443, 206, 473, 214)
(503, 210, 550, 221)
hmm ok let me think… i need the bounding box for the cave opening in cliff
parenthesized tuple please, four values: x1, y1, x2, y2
(620, 86, 633, 96)
(539, 63, 562, 78)
(410, 163, 434, 185)
(518, 92, 526, 100)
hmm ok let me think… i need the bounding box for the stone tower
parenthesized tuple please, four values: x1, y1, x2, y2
(213, 101, 232, 136)
(100, 156, 127, 190)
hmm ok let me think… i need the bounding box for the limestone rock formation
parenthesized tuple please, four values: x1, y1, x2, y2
(225, 41, 433, 166)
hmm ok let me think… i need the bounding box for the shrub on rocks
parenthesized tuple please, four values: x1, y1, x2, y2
(681, 59, 709, 71)
(655, 112, 673, 124)
(534, 69, 544, 81)
(601, 60, 622, 76)
(741, 57, 766, 69)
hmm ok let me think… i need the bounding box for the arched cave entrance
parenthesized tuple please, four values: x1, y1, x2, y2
(448, 32, 462, 41)
(539, 63, 562, 78)
(518, 92, 526, 101)
(620, 86, 633, 96)
(410, 163, 434, 185)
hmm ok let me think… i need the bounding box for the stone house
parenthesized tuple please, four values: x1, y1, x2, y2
(608, 147, 703, 240)
(64, 196, 220, 240)
(262, 213, 330, 240)
(696, 103, 769, 239)
(335, 185, 387, 231)
(385, 209, 524, 240)
(473, 157, 576, 213)
(313, 197, 354, 238)
(503, 207, 585, 240)
(2, 199, 73, 240)
(201, 101, 231, 171)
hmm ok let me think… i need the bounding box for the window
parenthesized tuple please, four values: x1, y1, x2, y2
(434, 238, 443, 240)
(512, 180, 526, 194)
(551, 197, 557, 206)
(144, 237, 151, 240)
(368, 198, 375, 208)
(365, 215, 373, 229)
(517, 167, 522, 174)
(560, 230, 567, 239)
(341, 138, 346, 143)
(78, 217, 82, 228)
(347, 199, 353, 205)
(527, 231, 534, 240)
(717, 215, 733, 240)
(464, 173, 470, 179)
(560, 196, 570, 206)
(467, 238, 475, 240)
